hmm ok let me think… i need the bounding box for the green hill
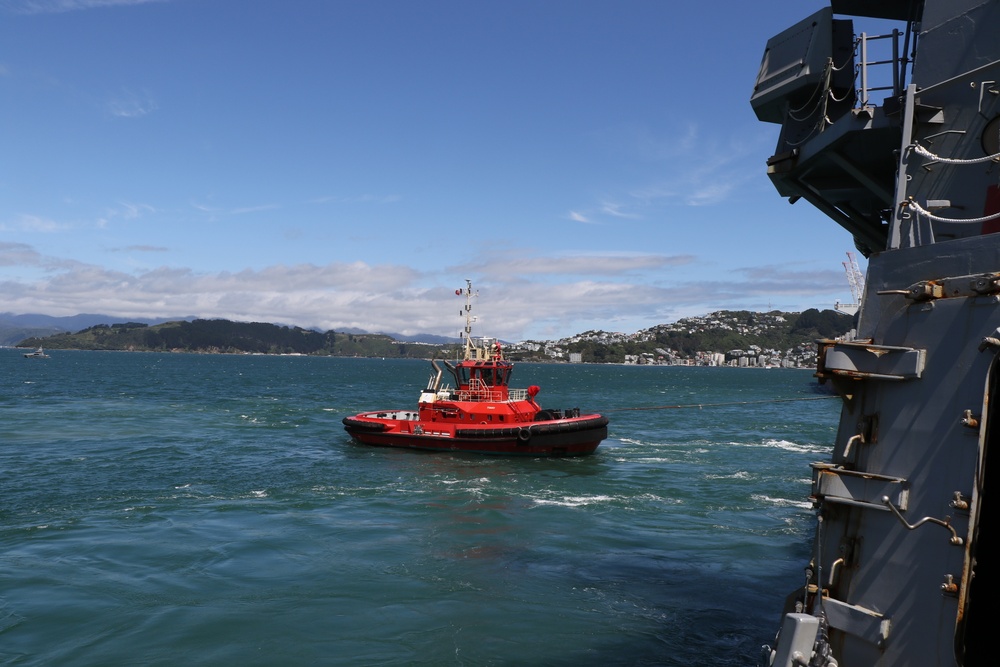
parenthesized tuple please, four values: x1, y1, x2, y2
(15, 309, 855, 364)
(17, 319, 455, 359)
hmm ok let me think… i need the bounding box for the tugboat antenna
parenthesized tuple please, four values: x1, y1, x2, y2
(459, 279, 479, 360)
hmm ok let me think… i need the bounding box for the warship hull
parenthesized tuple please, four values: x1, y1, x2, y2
(752, 1, 995, 664)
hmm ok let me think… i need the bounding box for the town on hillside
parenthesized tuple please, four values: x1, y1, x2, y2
(504, 309, 854, 368)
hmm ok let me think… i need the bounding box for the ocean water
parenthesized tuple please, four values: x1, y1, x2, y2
(1, 350, 838, 666)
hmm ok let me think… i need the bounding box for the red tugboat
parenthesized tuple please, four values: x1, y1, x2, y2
(342, 281, 608, 456)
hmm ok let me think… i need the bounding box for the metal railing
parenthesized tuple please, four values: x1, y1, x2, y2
(857, 30, 905, 108)
(456, 384, 529, 402)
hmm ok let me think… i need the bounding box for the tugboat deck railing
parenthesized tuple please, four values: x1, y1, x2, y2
(456, 387, 529, 402)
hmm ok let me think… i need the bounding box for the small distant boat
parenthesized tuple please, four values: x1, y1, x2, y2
(342, 281, 608, 456)
(23, 347, 50, 359)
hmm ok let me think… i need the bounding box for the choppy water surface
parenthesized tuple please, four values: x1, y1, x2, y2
(1, 350, 837, 665)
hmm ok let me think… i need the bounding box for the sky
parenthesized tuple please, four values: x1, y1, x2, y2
(1, 0, 881, 341)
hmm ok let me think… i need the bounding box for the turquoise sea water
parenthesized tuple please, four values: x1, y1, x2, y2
(1, 350, 838, 666)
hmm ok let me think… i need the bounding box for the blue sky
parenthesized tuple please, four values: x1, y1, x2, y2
(1, 0, 877, 341)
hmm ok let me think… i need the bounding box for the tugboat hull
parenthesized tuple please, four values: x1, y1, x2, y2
(343, 414, 608, 456)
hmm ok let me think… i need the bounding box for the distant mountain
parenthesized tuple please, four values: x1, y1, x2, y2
(334, 326, 458, 344)
(380, 332, 460, 345)
(0, 312, 192, 346)
(1, 311, 461, 348)
(0, 312, 187, 330)
(16, 319, 456, 359)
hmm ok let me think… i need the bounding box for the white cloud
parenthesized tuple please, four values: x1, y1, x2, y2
(683, 182, 737, 207)
(0, 242, 44, 267)
(190, 200, 280, 220)
(599, 201, 641, 219)
(1, 214, 69, 233)
(110, 245, 169, 252)
(107, 201, 156, 221)
(309, 194, 401, 205)
(0, 243, 849, 341)
(451, 250, 694, 278)
(596, 121, 698, 162)
(106, 87, 158, 118)
(229, 204, 280, 215)
(576, 116, 766, 222)
(1, 0, 163, 15)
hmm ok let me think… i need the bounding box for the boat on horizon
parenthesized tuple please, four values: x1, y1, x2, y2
(23, 347, 50, 359)
(342, 281, 608, 456)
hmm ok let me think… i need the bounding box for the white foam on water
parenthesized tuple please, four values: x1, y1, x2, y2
(751, 493, 813, 510)
(626, 457, 680, 464)
(730, 438, 831, 454)
(529, 494, 616, 508)
(706, 470, 752, 480)
(634, 492, 682, 505)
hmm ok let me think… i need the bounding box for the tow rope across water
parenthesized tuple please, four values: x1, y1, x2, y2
(604, 394, 841, 412)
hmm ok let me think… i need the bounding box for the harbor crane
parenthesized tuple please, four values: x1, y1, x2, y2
(834, 252, 865, 316)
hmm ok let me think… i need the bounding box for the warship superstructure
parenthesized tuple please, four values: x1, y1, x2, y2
(751, 1, 994, 665)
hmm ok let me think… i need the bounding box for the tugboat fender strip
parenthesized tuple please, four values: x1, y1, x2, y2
(530, 416, 609, 435)
(342, 417, 388, 432)
(454, 426, 521, 438)
(453, 416, 608, 439)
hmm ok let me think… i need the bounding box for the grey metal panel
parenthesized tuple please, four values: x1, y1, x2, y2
(770, 614, 820, 667)
(812, 465, 908, 510)
(751, 8, 835, 123)
(822, 597, 890, 646)
(821, 342, 925, 379)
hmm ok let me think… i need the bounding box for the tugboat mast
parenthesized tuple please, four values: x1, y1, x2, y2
(458, 279, 477, 359)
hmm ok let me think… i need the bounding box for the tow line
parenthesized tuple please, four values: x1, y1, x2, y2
(605, 395, 840, 412)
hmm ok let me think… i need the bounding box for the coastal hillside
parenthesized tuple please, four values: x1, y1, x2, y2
(507, 308, 853, 366)
(16, 308, 854, 365)
(17, 320, 447, 359)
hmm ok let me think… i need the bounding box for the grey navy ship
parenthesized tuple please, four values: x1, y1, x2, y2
(751, 1, 993, 665)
